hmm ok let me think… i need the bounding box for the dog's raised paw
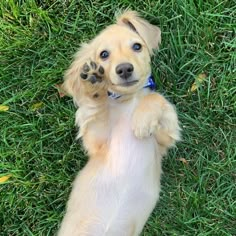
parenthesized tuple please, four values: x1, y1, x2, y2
(80, 61, 104, 84)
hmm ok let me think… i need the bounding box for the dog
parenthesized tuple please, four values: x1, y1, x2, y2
(58, 11, 181, 236)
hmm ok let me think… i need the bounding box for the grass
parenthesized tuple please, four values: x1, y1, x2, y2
(0, 0, 235, 235)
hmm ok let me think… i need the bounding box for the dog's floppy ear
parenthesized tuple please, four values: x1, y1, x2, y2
(116, 11, 161, 54)
(61, 43, 92, 99)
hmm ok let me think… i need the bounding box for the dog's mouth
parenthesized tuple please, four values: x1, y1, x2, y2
(114, 80, 139, 87)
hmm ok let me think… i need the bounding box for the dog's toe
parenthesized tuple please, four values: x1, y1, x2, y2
(90, 61, 97, 69)
(135, 121, 158, 139)
(80, 72, 88, 80)
(82, 63, 90, 72)
(132, 111, 159, 139)
(98, 66, 104, 75)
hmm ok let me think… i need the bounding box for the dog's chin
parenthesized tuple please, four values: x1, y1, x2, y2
(110, 80, 143, 95)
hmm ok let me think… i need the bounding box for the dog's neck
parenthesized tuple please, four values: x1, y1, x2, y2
(107, 75, 156, 101)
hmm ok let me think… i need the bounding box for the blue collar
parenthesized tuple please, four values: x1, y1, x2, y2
(108, 75, 156, 100)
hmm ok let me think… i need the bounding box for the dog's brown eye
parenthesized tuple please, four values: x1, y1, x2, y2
(100, 50, 109, 60)
(132, 43, 142, 51)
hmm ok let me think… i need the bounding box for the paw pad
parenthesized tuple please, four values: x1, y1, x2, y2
(80, 61, 104, 84)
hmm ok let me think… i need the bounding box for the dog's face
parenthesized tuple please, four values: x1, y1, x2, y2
(62, 11, 161, 101)
(94, 25, 151, 94)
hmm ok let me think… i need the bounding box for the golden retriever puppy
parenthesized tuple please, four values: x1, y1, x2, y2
(58, 11, 181, 236)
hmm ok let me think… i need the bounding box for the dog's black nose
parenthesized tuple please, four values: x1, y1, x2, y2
(116, 63, 134, 79)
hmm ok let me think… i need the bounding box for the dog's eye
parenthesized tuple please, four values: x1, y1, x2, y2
(100, 50, 109, 60)
(132, 43, 142, 52)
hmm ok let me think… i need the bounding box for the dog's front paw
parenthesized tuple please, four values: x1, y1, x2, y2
(80, 61, 105, 84)
(132, 109, 160, 139)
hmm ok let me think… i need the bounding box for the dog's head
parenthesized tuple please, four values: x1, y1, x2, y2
(62, 11, 161, 101)
(100, 11, 161, 94)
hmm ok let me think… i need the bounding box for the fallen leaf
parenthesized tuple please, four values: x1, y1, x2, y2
(190, 73, 207, 92)
(0, 175, 12, 183)
(30, 102, 44, 111)
(0, 105, 9, 112)
(178, 158, 189, 165)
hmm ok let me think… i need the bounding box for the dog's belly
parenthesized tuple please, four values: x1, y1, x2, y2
(105, 131, 161, 234)
(102, 114, 161, 233)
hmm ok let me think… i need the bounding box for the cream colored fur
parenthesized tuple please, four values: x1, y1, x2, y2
(58, 10, 181, 236)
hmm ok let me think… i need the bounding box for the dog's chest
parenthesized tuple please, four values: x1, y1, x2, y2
(106, 98, 157, 178)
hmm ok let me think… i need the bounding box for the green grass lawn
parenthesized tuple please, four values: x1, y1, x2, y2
(0, 1, 235, 235)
